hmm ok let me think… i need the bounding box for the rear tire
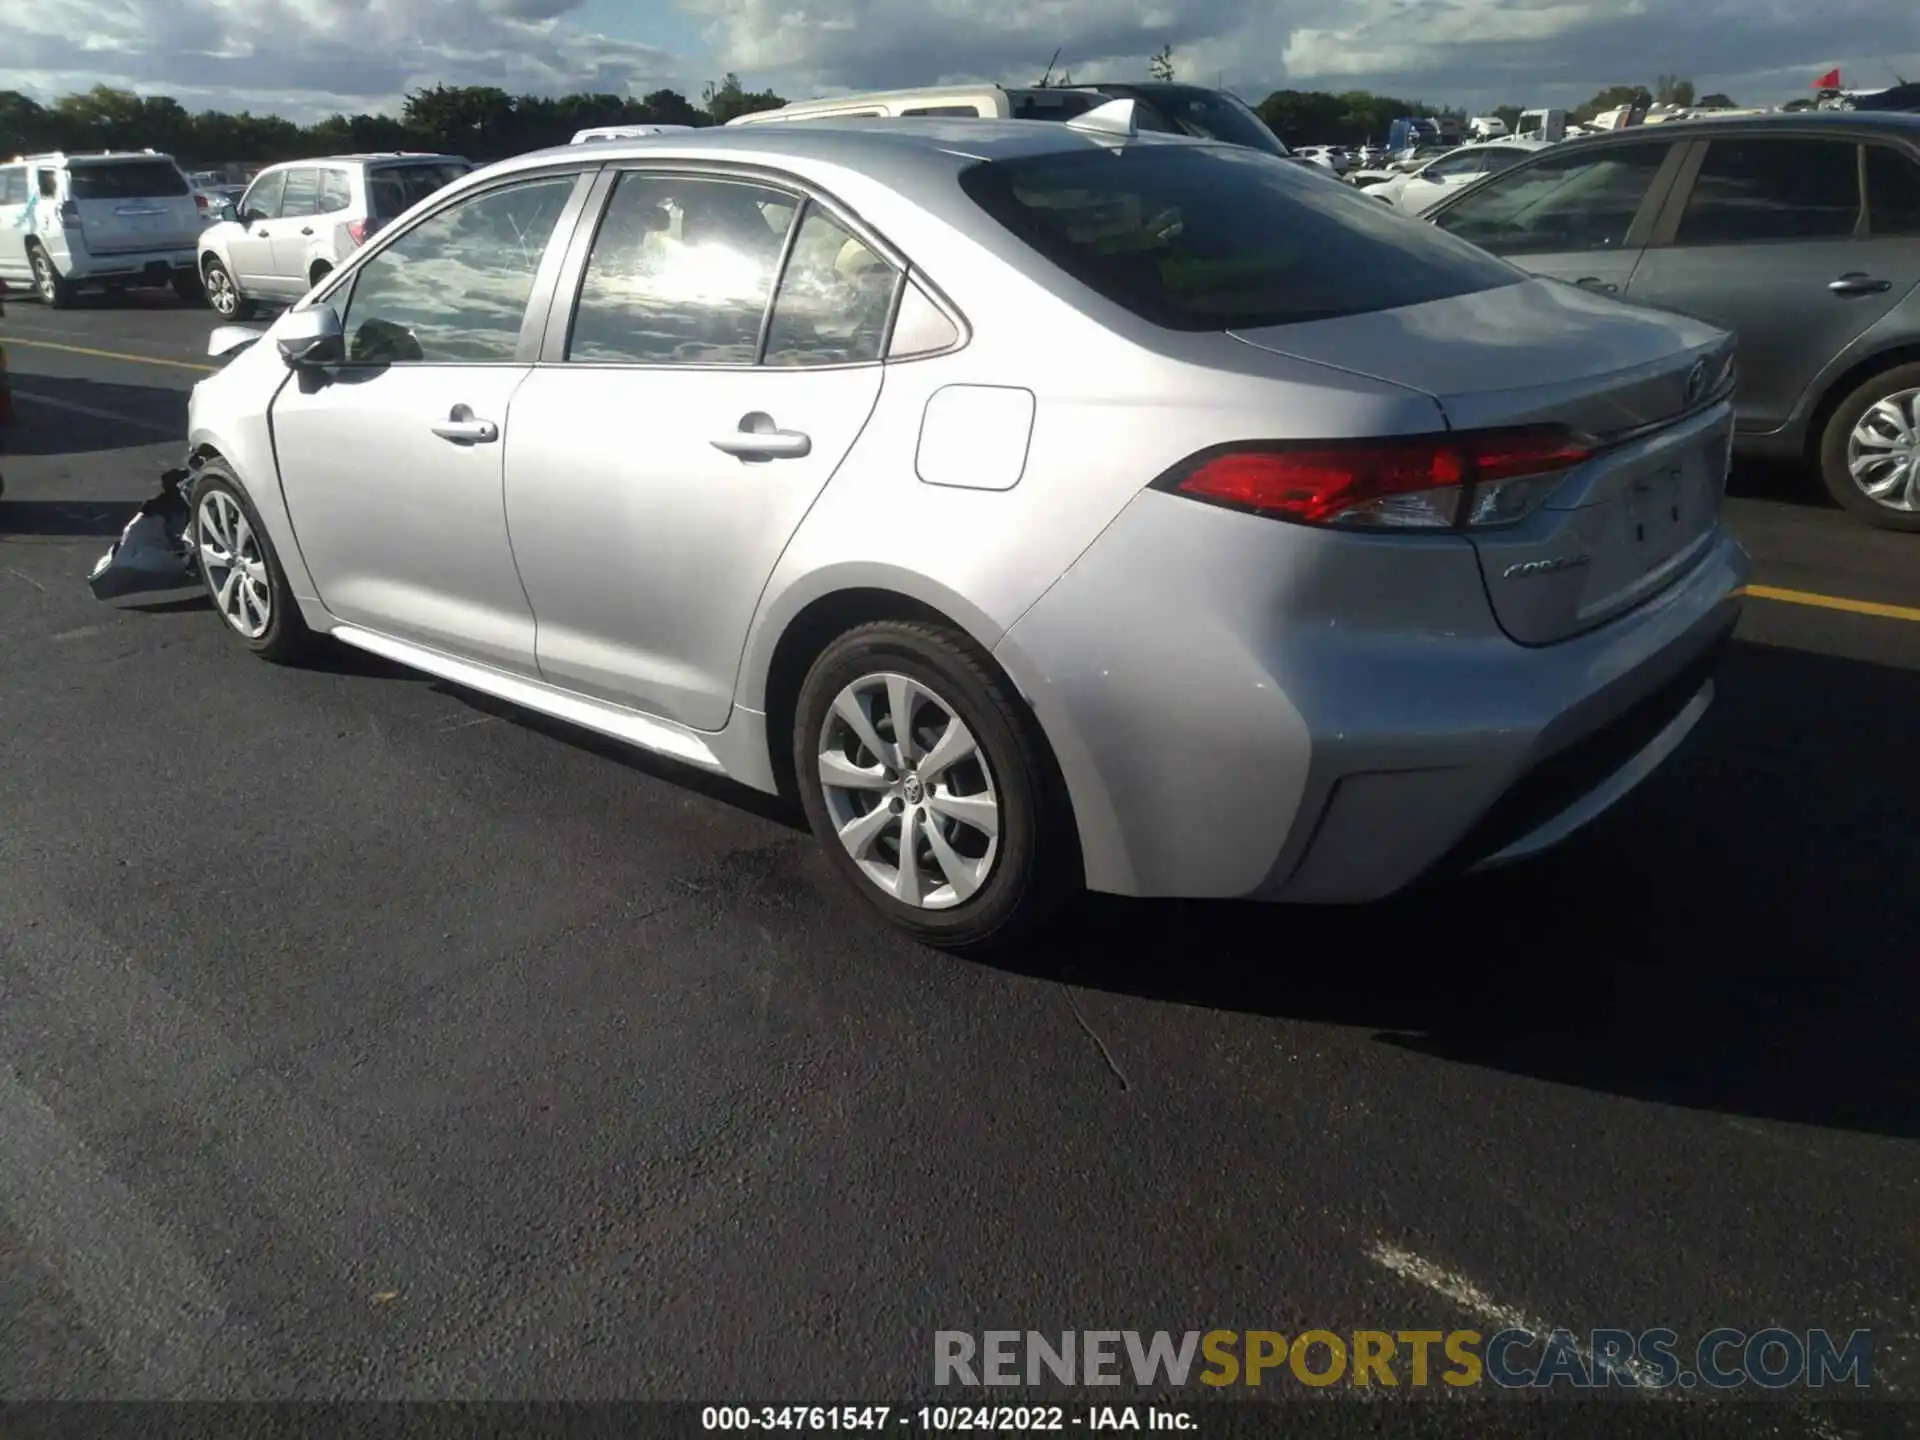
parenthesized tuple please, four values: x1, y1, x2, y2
(201, 257, 255, 320)
(793, 621, 1079, 953)
(190, 464, 317, 665)
(1817, 362, 1920, 532)
(27, 243, 73, 309)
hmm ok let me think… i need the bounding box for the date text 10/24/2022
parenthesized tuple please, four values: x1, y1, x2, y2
(702, 1408, 1193, 1431)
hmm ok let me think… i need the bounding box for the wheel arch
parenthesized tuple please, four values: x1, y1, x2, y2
(751, 576, 1076, 839)
(1802, 340, 1920, 461)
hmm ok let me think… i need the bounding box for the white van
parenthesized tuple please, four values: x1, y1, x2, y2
(0, 150, 206, 307)
(570, 125, 698, 144)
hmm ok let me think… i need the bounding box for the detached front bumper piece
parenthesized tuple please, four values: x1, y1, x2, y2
(88, 465, 200, 600)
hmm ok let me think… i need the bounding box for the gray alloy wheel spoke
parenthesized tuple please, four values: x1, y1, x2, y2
(816, 671, 1000, 912)
(1847, 388, 1920, 513)
(198, 491, 271, 639)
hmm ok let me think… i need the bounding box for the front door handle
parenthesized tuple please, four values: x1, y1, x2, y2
(711, 412, 811, 461)
(1574, 276, 1618, 294)
(1829, 273, 1891, 295)
(255, 229, 269, 237)
(300, 226, 313, 236)
(431, 404, 499, 445)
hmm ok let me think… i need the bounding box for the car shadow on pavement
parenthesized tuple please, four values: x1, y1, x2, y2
(1728, 458, 1837, 512)
(1004, 637, 1920, 1140)
(0, 499, 138, 537)
(1, 374, 186, 456)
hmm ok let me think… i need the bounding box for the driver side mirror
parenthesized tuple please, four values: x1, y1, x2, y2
(239, 208, 265, 227)
(276, 305, 345, 367)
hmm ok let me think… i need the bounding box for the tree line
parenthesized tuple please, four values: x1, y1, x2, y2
(0, 76, 788, 169)
(2, 72, 1747, 169)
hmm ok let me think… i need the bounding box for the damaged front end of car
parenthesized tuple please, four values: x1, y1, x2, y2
(86, 461, 203, 600)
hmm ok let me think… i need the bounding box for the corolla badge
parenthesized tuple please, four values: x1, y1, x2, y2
(1503, 552, 1594, 580)
(1683, 358, 1711, 408)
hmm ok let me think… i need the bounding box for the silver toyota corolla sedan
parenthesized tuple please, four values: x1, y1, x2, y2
(183, 109, 1751, 950)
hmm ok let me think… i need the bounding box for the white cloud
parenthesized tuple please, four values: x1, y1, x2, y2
(0, 0, 685, 118)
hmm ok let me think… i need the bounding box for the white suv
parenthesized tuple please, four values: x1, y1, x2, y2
(0, 151, 207, 307)
(195, 153, 470, 318)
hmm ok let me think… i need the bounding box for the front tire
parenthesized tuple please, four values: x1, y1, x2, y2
(27, 243, 73, 309)
(190, 465, 315, 664)
(1817, 361, 1920, 532)
(201, 257, 255, 320)
(794, 621, 1078, 952)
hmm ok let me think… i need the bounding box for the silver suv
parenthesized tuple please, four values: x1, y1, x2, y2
(195, 153, 470, 318)
(0, 150, 206, 307)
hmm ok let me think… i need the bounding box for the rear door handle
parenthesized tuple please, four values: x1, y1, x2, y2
(431, 405, 499, 445)
(711, 414, 811, 461)
(300, 226, 313, 236)
(1829, 273, 1891, 295)
(1574, 276, 1618, 294)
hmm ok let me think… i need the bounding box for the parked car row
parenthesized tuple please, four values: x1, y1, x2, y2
(0, 148, 472, 313)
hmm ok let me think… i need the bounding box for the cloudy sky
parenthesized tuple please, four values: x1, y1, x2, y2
(2, 0, 1917, 120)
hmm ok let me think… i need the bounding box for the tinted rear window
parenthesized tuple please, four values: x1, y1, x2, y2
(67, 162, 189, 199)
(369, 163, 471, 219)
(958, 144, 1521, 331)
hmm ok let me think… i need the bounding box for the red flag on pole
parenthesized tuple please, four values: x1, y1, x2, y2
(1814, 67, 1841, 89)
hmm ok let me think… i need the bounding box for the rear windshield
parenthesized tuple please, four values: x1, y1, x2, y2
(66, 161, 189, 200)
(958, 143, 1522, 331)
(369, 162, 470, 219)
(1140, 89, 1291, 157)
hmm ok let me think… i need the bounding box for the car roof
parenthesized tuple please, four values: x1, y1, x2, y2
(1560, 110, 1920, 147)
(494, 115, 1218, 181)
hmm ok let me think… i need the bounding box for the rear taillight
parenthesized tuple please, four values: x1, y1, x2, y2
(347, 219, 379, 246)
(58, 200, 80, 227)
(195, 193, 208, 212)
(1154, 427, 1593, 531)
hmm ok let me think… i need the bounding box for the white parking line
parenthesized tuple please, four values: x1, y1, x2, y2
(11, 387, 180, 434)
(1366, 1240, 1666, 1388)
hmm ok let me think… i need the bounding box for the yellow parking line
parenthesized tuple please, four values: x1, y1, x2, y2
(3, 337, 216, 373)
(1741, 584, 1920, 623)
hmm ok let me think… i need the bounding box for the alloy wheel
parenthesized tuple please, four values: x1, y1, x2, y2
(1846, 388, 1920, 514)
(31, 250, 56, 302)
(205, 264, 239, 317)
(197, 489, 273, 639)
(816, 671, 1000, 910)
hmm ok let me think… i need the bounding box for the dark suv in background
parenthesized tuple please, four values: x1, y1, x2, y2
(1425, 112, 1920, 530)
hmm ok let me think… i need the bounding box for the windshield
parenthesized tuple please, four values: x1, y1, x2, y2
(1146, 89, 1290, 157)
(960, 143, 1520, 332)
(370, 162, 472, 220)
(66, 162, 189, 200)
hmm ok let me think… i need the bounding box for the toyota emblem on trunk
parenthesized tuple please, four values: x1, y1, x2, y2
(1684, 359, 1711, 408)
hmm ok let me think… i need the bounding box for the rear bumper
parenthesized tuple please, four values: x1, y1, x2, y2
(993, 489, 1750, 902)
(62, 249, 198, 283)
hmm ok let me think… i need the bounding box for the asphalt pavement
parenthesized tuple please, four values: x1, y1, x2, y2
(3, 293, 1918, 1413)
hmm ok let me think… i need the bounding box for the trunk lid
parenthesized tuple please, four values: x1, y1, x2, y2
(1230, 277, 1737, 644)
(64, 159, 203, 255)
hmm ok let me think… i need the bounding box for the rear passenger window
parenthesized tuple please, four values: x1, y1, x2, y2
(763, 206, 901, 366)
(318, 170, 352, 214)
(1866, 146, 1920, 236)
(566, 172, 798, 366)
(38, 171, 58, 198)
(1676, 139, 1859, 244)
